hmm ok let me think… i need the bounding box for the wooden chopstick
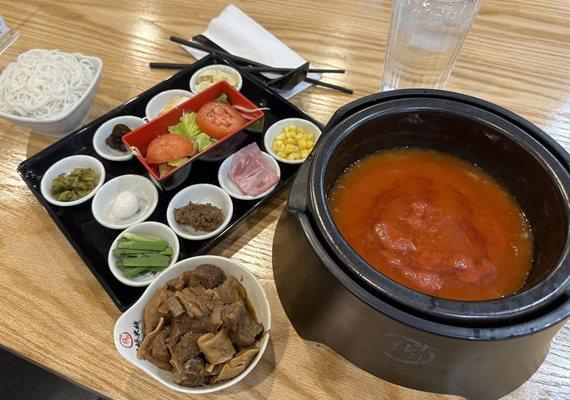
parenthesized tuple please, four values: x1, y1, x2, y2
(169, 36, 353, 94)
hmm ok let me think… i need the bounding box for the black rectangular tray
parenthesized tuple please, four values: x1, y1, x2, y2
(18, 54, 323, 311)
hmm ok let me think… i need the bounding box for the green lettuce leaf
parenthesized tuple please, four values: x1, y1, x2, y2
(168, 112, 202, 139)
(194, 133, 215, 152)
(167, 157, 189, 167)
(158, 163, 176, 177)
(216, 93, 229, 103)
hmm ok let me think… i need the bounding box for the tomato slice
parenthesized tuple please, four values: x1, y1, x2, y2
(196, 101, 246, 140)
(146, 134, 194, 164)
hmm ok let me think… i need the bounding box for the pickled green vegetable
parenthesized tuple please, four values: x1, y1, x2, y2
(50, 167, 100, 202)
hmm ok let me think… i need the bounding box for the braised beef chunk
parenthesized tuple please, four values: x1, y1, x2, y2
(176, 288, 210, 318)
(173, 357, 205, 387)
(168, 315, 192, 347)
(222, 301, 263, 348)
(143, 288, 169, 334)
(198, 329, 236, 365)
(138, 266, 264, 387)
(216, 276, 247, 304)
(166, 275, 186, 291)
(214, 347, 260, 383)
(183, 264, 226, 289)
(137, 318, 172, 371)
(186, 286, 218, 311)
(151, 328, 170, 362)
(203, 363, 224, 385)
(164, 296, 186, 318)
(207, 304, 224, 332)
(174, 332, 201, 362)
(188, 316, 210, 334)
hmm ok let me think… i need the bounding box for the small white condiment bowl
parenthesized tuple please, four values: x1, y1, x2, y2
(108, 221, 180, 287)
(92, 174, 159, 229)
(263, 118, 322, 165)
(114, 255, 270, 394)
(145, 89, 194, 121)
(166, 184, 233, 241)
(218, 151, 280, 200)
(92, 115, 146, 161)
(0, 50, 103, 138)
(189, 64, 243, 94)
(40, 155, 105, 207)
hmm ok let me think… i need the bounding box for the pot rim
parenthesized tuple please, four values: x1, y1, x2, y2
(308, 95, 570, 323)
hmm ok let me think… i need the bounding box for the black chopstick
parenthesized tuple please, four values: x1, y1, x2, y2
(303, 77, 353, 94)
(150, 62, 345, 74)
(169, 36, 353, 94)
(170, 36, 267, 68)
(150, 62, 193, 69)
(242, 66, 345, 74)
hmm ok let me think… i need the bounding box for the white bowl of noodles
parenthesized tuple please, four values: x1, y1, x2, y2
(0, 49, 103, 137)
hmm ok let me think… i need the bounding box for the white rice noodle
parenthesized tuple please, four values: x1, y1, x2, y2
(0, 49, 95, 119)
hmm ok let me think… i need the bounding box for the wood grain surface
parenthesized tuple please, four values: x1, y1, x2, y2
(0, 1, 569, 399)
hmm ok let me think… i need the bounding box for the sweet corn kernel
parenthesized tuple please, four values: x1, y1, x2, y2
(272, 125, 317, 160)
(285, 144, 299, 153)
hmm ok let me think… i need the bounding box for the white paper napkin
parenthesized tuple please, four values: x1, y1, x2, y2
(181, 4, 321, 99)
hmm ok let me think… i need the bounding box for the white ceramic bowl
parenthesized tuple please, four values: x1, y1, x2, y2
(92, 116, 146, 161)
(114, 255, 271, 393)
(92, 175, 159, 229)
(40, 155, 105, 207)
(108, 221, 180, 287)
(218, 152, 280, 200)
(189, 64, 243, 94)
(145, 89, 194, 121)
(263, 118, 322, 164)
(166, 184, 233, 240)
(0, 51, 103, 138)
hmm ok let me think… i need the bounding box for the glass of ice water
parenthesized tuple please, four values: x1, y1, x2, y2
(381, 0, 482, 91)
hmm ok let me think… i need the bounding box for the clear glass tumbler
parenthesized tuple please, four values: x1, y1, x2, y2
(381, 0, 482, 91)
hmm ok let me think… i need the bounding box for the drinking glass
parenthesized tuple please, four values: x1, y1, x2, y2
(381, 0, 482, 91)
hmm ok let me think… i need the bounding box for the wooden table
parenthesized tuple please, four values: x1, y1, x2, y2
(0, 1, 568, 399)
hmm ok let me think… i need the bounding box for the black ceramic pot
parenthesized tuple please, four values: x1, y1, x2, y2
(272, 90, 570, 400)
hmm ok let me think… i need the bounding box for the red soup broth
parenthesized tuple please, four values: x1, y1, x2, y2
(328, 148, 533, 301)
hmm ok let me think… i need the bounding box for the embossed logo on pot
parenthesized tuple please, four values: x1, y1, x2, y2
(380, 334, 436, 365)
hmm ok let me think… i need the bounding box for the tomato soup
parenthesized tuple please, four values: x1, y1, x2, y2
(329, 148, 533, 301)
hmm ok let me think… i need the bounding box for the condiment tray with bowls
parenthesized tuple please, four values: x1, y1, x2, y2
(18, 54, 323, 310)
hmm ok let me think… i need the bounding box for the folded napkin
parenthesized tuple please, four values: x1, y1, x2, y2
(181, 4, 321, 99)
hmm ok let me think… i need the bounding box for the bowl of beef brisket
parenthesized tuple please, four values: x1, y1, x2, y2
(114, 255, 271, 393)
